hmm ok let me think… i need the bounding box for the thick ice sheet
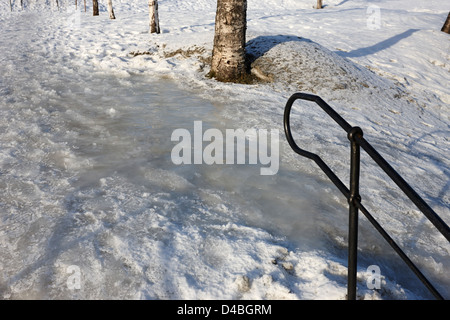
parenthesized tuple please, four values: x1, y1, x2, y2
(0, 0, 448, 300)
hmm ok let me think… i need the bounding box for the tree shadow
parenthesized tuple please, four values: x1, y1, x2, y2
(336, 0, 351, 6)
(246, 34, 311, 64)
(337, 29, 420, 58)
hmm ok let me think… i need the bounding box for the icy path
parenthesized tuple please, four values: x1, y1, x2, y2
(0, 11, 351, 300)
(0, 5, 448, 299)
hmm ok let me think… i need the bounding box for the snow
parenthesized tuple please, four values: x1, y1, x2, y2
(0, 0, 449, 300)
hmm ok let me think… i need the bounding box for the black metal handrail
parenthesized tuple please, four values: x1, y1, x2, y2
(283, 92, 450, 300)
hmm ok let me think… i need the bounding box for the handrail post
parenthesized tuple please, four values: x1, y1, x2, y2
(284, 93, 448, 299)
(347, 127, 363, 300)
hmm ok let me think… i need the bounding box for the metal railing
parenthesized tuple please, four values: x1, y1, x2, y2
(283, 93, 450, 300)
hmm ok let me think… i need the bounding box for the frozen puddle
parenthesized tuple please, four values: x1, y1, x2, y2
(0, 70, 442, 300)
(0, 66, 348, 299)
(0, 13, 357, 299)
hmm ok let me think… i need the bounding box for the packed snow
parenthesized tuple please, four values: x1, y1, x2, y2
(0, 0, 449, 300)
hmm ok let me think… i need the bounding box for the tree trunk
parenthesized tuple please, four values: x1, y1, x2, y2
(148, 0, 160, 34)
(9, 0, 13, 12)
(316, 0, 323, 9)
(442, 12, 450, 34)
(107, 0, 116, 19)
(210, 0, 248, 82)
(93, 0, 99, 16)
(84, 0, 86, 12)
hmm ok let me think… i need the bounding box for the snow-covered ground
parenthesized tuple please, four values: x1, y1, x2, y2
(0, 0, 448, 300)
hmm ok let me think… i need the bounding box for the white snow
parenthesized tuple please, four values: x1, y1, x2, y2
(0, 0, 448, 300)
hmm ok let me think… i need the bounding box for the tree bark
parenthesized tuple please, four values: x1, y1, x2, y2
(107, 0, 116, 19)
(93, 0, 99, 16)
(210, 0, 248, 82)
(148, 0, 160, 34)
(441, 12, 450, 34)
(316, 0, 323, 9)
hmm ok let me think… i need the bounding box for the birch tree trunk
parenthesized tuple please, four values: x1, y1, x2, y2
(148, 0, 160, 34)
(210, 0, 248, 82)
(93, 0, 99, 16)
(316, 0, 323, 9)
(441, 12, 450, 33)
(107, 0, 116, 19)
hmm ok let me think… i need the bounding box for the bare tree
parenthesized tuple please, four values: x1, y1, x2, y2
(210, 0, 248, 82)
(107, 0, 116, 19)
(148, 0, 160, 34)
(316, 0, 323, 9)
(442, 12, 450, 33)
(93, 0, 99, 16)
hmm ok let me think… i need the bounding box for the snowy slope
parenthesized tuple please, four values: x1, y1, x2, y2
(0, 0, 449, 300)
